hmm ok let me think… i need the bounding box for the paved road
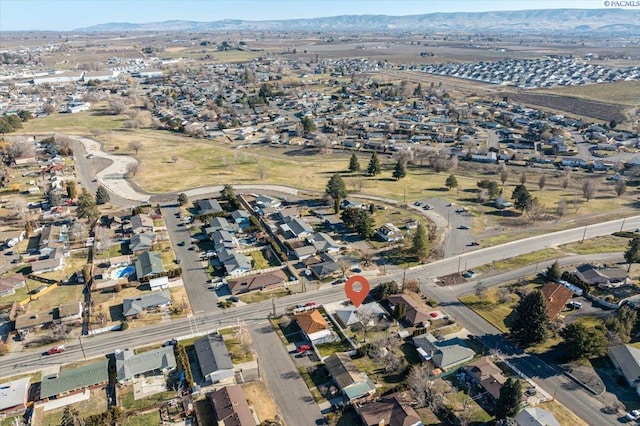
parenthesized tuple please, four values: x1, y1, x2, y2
(161, 204, 219, 313)
(250, 322, 323, 425)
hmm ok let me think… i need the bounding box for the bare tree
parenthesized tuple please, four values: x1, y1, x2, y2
(538, 175, 546, 191)
(107, 98, 126, 115)
(360, 249, 374, 267)
(500, 165, 509, 186)
(562, 176, 570, 190)
(615, 179, 626, 197)
(257, 162, 267, 180)
(233, 324, 252, 358)
(8, 141, 35, 159)
(69, 221, 85, 242)
(474, 281, 487, 299)
(582, 180, 599, 201)
(125, 162, 139, 177)
(94, 226, 112, 254)
(556, 200, 568, 219)
(519, 170, 527, 185)
(128, 140, 142, 155)
(338, 259, 351, 277)
(407, 365, 437, 409)
(526, 198, 545, 222)
(171, 155, 179, 163)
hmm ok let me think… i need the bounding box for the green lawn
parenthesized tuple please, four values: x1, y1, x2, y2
(119, 387, 175, 411)
(223, 336, 254, 363)
(316, 340, 354, 357)
(249, 250, 269, 270)
(122, 411, 161, 426)
(560, 235, 627, 254)
(20, 104, 126, 134)
(238, 287, 290, 304)
(459, 289, 517, 333)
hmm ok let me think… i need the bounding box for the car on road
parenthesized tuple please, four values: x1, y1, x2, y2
(468, 241, 479, 246)
(626, 410, 640, 421)
(46, 345, 65, 355)
(423, 204, 433, 210)
(4, 251, 14, 256)
(413, 201, 422, 206)
(567, 301, 583, 309)
(177, 241, 185, 246)
(304, 302, 317, 307)
(457, 225, 470, 230)
(188, 246, 195, 251)
(228, 296, 239, 302)
(525, 388, 537, 397)
(332, 278, 347, 285)
(462, 270, 477, 279)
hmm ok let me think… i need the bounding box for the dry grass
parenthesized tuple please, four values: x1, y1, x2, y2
(242, 381, 280, 424)
(40, 388, 107, 426)
(459, 288, 516, 333)
(540, 400, 588, 426)
(541, 80, 640, 107)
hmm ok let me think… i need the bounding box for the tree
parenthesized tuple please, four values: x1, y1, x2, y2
(61, 406, 84, 426)
(610, 119, 617, 129)
(66, 180, 77, 199)
(257, 162, 267, 180)
(582, 180, 598, 201)
(77, 188, 100, 223)
(605, 306, 637, 344)
(128, 140, 142, 155)
(367, 152, 381, 176)
(546, 260, 561, 282)
(445, 174, 458, 190)
(538, 175, 546, 191)
(177, 193, 188, 206)
(519, 170, 527, 185)
(407, 365, 442, 411)
(477, 179, 500, 199)
(341, 208, 375, 239)
(495, 378, 522, 419)
(125, 162, 139, 177)
(500, 166, 509, 186)
(301, 116, 316, 134)
(412, 223, 430, 262)
(348, 153, 360, 173)
(221, 184, 239, 210)
(624, 236, 640, 272)
(510, 290, 549, 346)
(393, 301, 406, 320)
(392, 159, 406, 180)
(560, 322, 608, 360)
(95, 185, 110, 205)
(512, 184, 532, 213)
(325, 173, 347, 211)
(615, 179, 626, 197)
(556, 200, 568, 219)
(48, 191, 63, 207)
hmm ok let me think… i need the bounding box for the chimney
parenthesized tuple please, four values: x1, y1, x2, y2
(378, 420, 386, 426)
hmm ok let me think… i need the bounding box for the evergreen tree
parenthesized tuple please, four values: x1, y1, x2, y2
(546, 260, 561, 282)
(445, 174, 458, 190)
(301, 116, 316, 134)
(341, 208, 375, 239)
(392, 159, 406, 180)
(510, 290, 549, 346)
(221, 184, 239, 210)
(61, 406, 84, 426)
(393, 301, 406, 320)
(77, 188, 100, 223)
(325, 173, 347, 208)
(66, 180, 77, 199)
(560, 322, 608, 360)
(367, 152, 381, 176)
(412, 223, 430, 262)
(177, 193, 188, 206)
(495, 378, 522, 419)
(512, 184, 533, 213)
(624, 236, 640, 272)
(95, 185, 110, 205)
(48, 191, 63, 207)
(348, 153, 360, 173)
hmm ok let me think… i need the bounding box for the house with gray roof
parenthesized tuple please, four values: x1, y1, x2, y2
(135, 251, 164, 279)
(196, 198, 223, 216)
(217, 248, 251, 276)
(129, 232, 156, 254)
(210, 230, 238, 249)
(293, 245, 317, 260)
(308, 232, 340, 253)
(515, 407, 560, 426)
(206, 217, 237, 235)
(280, 216, 313, 239)
(255, 194, 281, 209)
(309, 260, 340, 280)
(608, 344, 640, 395)
(0, 274, 26, 297)
(194, 334, 234, 384)
(413, 334, 475, 371)
(325, 352, 376, 401)
(40, 359, 108, 400)
(334, 302, 387, 328)
(130, 214, 154, 234)
(114, 347, 176, 384)
(122, 290, 171, 317)
(0, 377, 30, 414)
(230, 209, 251, 228)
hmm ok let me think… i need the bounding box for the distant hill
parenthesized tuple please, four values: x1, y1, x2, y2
(75, 9, 640, 33)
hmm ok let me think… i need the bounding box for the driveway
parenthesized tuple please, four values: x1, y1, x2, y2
(250, 322, 323, 426)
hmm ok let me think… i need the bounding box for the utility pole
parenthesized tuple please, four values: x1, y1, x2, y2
(620, 217, 626, 232)
(271, 295, 276, 318)
(78, 336, 86, 360)
(581, 224, 588, 243)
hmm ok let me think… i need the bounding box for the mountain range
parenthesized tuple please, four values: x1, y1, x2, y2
(75, 9, 640, 33)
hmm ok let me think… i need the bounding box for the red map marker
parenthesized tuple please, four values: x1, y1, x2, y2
(345, 275, 370, 308)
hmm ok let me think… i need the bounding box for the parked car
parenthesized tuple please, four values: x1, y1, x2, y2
(462, 270, 477, 279)
(296, 344, 311, 353)
(423, 204, 433, 210)
(332, 278, 347, 285)
(304, 302, 317, 307)
(177, 241, 185, 246)
(626, 410, 640, 421)
(413, 201, 422, 206)
(468, 241, 479, 246)
(567, 301, 583, 309)
(525, 388, 537, 397)
(46, 345, 65, 355)
(457, 225, 470, 230)
(228, 296, 239, 302)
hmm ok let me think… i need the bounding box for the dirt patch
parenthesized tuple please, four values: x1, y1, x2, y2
(242, 381, 280, 424)
(436, 273, 466, 286)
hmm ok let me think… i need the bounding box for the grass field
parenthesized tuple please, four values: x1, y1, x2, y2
(540, 400, 588, 426)
(122, 411, 161, 426)
(20, 104, 127, 134)
(459, 288, 517, 333)
(541, 80, 640, 107)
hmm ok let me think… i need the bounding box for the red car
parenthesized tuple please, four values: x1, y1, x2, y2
(296, 344, 311, 353)
(47, 345, 65, 355)
(304, 302, 316, 307)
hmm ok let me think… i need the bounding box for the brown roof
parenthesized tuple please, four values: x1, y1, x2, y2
(227, 270, 287, 295)
(387, 294, 429, 325)
(541, 283, 574, 319)
(14, 310, 54, 330)
(57, 301, 82, 319)
(207, 385, 254, 426)
(358, 394, 422, 426)
(295, 309, 329, 335)
(465, 357, 507, 400)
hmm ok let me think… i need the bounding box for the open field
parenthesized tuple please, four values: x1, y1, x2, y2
(540, 400, 589, 426)
(20, 104, 127, 134)
(242, 381, 280, 424)
(539, 80, 640, 107)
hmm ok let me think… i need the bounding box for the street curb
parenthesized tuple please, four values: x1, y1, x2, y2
(563, 371, 606, 396)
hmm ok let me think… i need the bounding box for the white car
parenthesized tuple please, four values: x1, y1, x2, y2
(626, 410, 640, 421)
(462, 270, 477, 279)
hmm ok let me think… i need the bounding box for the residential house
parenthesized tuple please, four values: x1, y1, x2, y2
(207, 217, 237, 235)
(413, 334, 475, 371)
(0, 274, 26, 297)
(377, 223, 404, 242)
(280, 216, 313, 239)
(334, 302, 387, 328)
(149, 276, 169, 291)
(194, 334, 235, 384)
(255, 194, 281, 209)
(115, 347, 177, 384)
(293, 245, 317, 260)
(130, 214, 154, 234)
(129, 232, 156, 254)
(122, 290, 171, 317)
(575, 263, 630, 288)
(135, 251, 164, 279)
(30, 251, 64, 274)
(196, 198, 224, 216)
(608, 344, 640, 395)
(465, 357, 507, 400)
(309, 232, 340, 253)
(230, 209, 251, 228)
(357, 393, 423, 426)
(0, 377, 30, 415)
(295, 309, 336, 344)
(207, 385, 254, 426)
(514, 407, 560, 426)
(210, 230, 238, 249)
(387, 294, 430, 326)
(40, 359, 108, 400)
(217, 248, 251, 276)
(325, 352, 376, 401)
(276, 206, 300, 221)
(309, 260, 340, 280)
(227, 270, 288, 295)
(14, 310, 54, 333)
(56, 301, 82, 322)
(541, 283, 574, 320)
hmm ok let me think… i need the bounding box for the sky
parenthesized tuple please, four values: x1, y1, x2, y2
(0, 0, 615, 31)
